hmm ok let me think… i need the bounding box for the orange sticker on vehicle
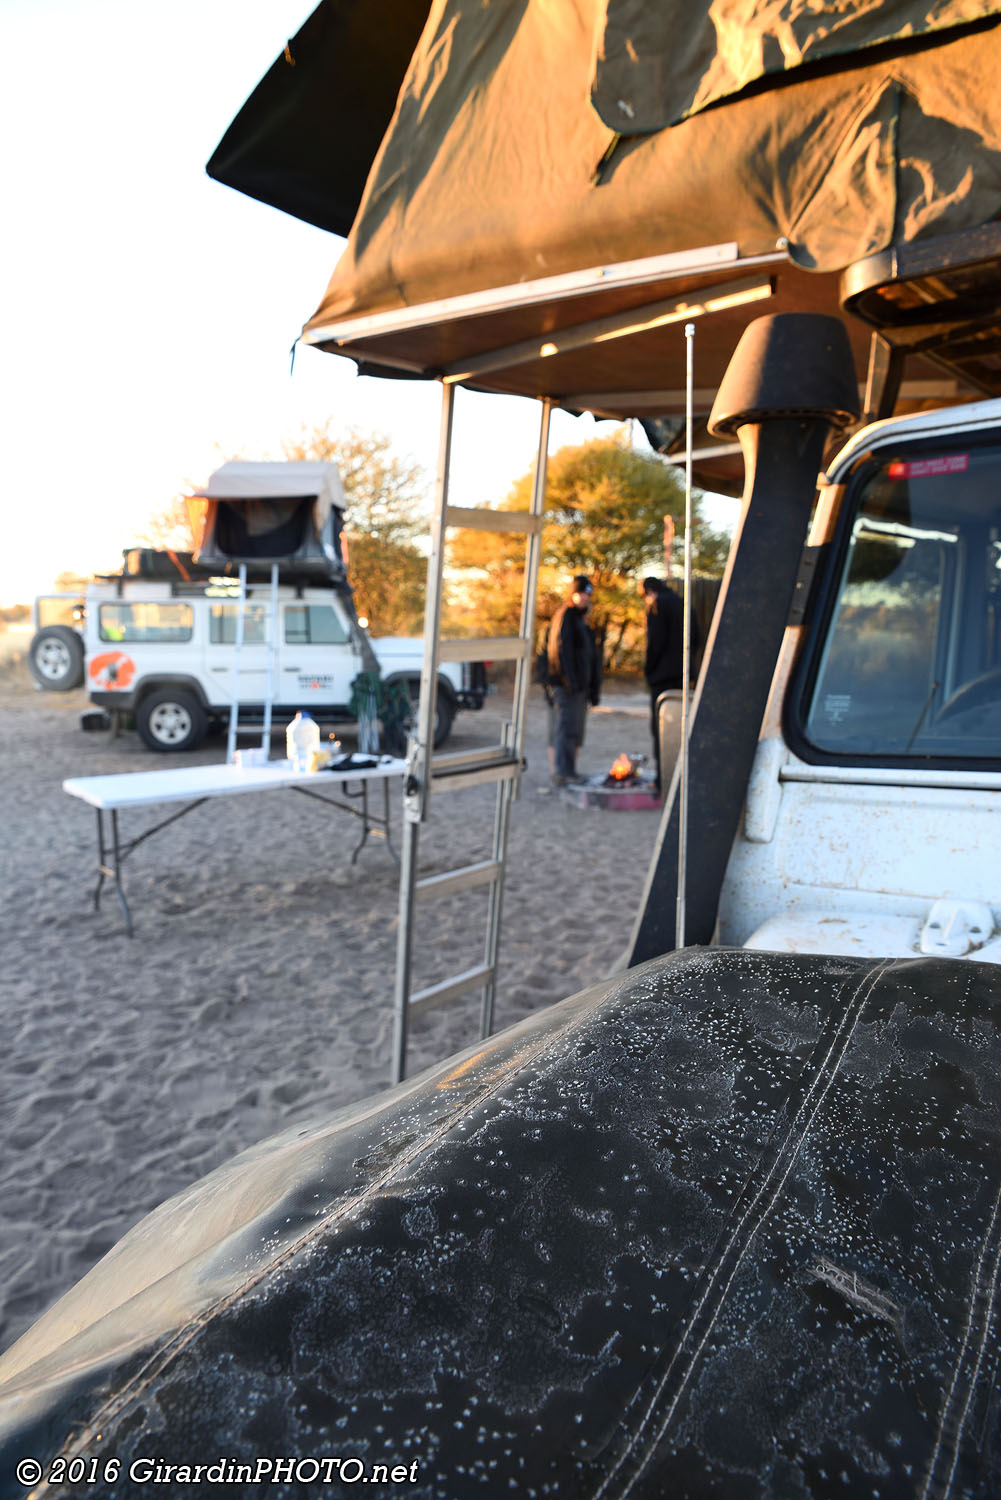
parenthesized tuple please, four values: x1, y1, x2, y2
(88, 651, 136, 690)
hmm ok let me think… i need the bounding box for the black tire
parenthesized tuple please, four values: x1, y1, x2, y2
(27, 626, 84, 691)
(381, 680, 455, 755)
(136, 688, 208, 753)
(433, 690, 456, 748)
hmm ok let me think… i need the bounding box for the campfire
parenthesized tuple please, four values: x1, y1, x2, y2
(561, 750, 658, 809)
(604, 752, 643, 787)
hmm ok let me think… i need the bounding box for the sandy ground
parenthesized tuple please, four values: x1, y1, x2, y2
(0, 655, 666, 1356)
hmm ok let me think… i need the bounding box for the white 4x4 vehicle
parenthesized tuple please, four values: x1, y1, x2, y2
(81, 570, 484, 753)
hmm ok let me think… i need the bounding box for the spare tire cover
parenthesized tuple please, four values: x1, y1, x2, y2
(2, 949, 1001, 1497)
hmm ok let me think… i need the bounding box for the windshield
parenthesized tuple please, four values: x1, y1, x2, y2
(801, 444, 1001, 762)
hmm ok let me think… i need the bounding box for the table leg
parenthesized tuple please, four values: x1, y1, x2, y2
(111, 811, 134, 936)
(382, 777, 400, 867)
(94, 808, 107, 912)
(350, 780, 370, 864)
(94, 809, 134, 937)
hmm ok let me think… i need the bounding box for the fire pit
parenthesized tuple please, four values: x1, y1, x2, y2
(604, 752, 643, 787)
(559, 753, 662, 811)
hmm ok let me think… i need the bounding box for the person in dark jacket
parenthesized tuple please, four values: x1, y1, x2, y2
(642, 574, 701, 791)
(546, 576, 601, 785)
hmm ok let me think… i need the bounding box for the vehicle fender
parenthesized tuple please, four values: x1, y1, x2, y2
(131, 676, 213, 711)
(3, 949, 1001, 1495)
(434, 670, 458, 707)
(382, 670, 458, 707)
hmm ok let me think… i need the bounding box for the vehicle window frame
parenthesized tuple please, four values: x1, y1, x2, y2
(207, 601, 270, 647)
(785, 432, 1001, 772)
(283, 601, 351, 647)
(97, 601, 194, 644)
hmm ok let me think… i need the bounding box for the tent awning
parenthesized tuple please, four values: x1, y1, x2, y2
(302, 241, 972, 495)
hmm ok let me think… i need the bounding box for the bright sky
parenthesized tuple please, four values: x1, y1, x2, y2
(2, 1, 735, 608)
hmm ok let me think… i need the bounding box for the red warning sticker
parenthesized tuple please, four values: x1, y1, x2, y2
(888, 454, 969, 479)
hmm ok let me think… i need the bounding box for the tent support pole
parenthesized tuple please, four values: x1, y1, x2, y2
(676, 324, 695, 948)
(262, 562, 279, 752)
(225, 564, 247, 765)
(479, 395, 551, 1039)
(392, 381, 456, 1083)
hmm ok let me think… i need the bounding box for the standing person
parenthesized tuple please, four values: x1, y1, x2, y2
(546, 576, 601, 786)
(642, 517, 701, 791)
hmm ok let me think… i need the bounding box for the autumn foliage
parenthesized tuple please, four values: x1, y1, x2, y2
(447, 431, 727, 673)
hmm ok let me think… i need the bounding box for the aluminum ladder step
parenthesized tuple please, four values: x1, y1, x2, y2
(438, 637, 530, 663)
(409, 963, 495, 1018)
(443, 505, 542, 535)
(431, 744, 513, 771)
(415, 859, 501, 904)
(429, 752, 520, 792)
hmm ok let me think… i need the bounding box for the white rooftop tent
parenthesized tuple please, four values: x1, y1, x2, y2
(187, 461, 347, 578)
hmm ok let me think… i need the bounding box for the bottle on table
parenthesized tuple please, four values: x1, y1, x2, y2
(286, 711, 320, 772)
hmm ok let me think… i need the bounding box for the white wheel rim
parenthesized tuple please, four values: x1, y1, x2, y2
(37, 640, 71, 679)
(150, 703, 192, 744)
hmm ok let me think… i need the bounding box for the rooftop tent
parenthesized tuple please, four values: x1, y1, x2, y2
(186, 460, 347, 577)
(209, 0, 1001, 493)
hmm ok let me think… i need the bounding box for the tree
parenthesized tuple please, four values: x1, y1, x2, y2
(134, 495, 195, 552)
(53, 570, 94, 593)
(449, 431, 728, 672)
(281, 424, 424, 543)
(281, 423, 428, 635)
(340, 532, 427, 636)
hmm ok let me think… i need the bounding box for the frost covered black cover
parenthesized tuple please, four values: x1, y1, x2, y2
(1, 949, 1000, 1497)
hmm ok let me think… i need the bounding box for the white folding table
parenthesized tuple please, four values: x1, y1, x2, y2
(63, 757, 407, 936)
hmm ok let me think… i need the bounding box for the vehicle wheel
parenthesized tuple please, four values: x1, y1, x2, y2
(433, 692, 456, 748)
(136, 689, 208, 752)
(27, 626, 84, 691)
(381, 681, 455, 754)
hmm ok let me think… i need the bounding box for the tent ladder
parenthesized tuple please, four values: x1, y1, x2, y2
(225, 562, 281, 763)
(392, 389, 551, 1083)
(225, 564, 248, 764)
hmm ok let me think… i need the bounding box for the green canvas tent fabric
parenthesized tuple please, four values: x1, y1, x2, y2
(592, 0, 1001, 133)
(206, 0, 431, 236)
(305, 0, 1001, 331)
(210, 1, 1001, 490)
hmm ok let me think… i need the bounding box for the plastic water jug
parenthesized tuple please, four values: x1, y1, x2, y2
(286, 711, 320, 772)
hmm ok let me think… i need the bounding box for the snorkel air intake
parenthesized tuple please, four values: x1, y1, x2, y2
(629, 313, 859, 963)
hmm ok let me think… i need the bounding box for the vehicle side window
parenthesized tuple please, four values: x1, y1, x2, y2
(99, 603, 193, 643)
(800, 446, 1001, 761)
(208, 603, 269, 645)
(284, 604, 350, 645)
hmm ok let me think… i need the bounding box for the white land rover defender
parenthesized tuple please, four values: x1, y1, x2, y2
(79, 566, 484, 753)
(37, 459, 486, 752)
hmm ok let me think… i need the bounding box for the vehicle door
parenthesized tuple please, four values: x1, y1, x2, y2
(719, 436, 1001, 953)
(203, 596, 272, 707)
(279, 597, 358, 710)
